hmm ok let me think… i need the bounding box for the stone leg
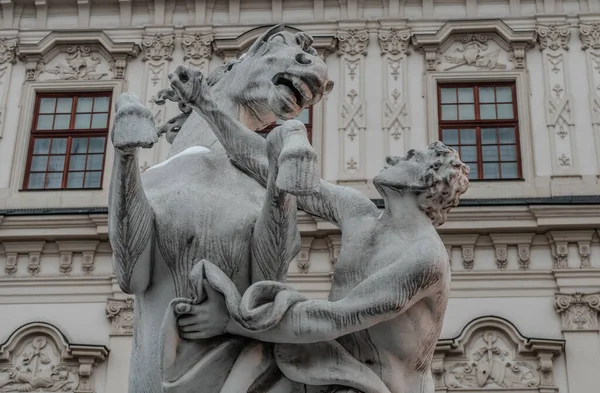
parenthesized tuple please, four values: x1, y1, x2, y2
(250, 121, 319, 283)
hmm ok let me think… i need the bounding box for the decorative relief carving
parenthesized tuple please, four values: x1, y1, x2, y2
(0, 38, 18, 65)
(435, 317, 564, 392)
(578, 241, 591, 268)
(442, 34, 507, 71)
(580, 23, 600, 50)
(59, 252, 73, 275)
(81, 251, 95, 274)
(462, 245, 475, 271)
(335, 29, 369, 57)
(44, 45, 107, 80)
(517, 244, 530, 271)
(377, 28, 410, 56)
(27, 253, 41, 276)
(106, 296, 135, 335)
(553, 241, 569, 269)
(296, 237, 314, 274)
(580, 22, 600, 176)
(537, 24, 571, 51)
(0, 323, 108, 393)
(326, 235, 342, 275)
(555, 292, 600, 331)
(494, 245, 508, 271)
(182, 33, 214, 69)
(5, 253, 17, 275)
(109, 57, 128, 79)
(141, 33, 175, 62)
(25, 61, 44, 82)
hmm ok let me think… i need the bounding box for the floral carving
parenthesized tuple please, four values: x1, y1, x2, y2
(106, 297, 135, 335)
(494, 245, 508, 271)
(0, 38, 17, 65)
(296, 237, 314, 274)
(181, 33, 214, 62)
(81, 251, 95, 274)
(552, 241, 569, 268)
(537, 24, 571, 51)
(580, 23, 600, 50)
(462, 245, 474, 271)
(346, 157, 358, 170)
(336, 29, 370, 57)
(5, 254, 17, 275)
(377, 28, 411, 56)
(558, 153, 570, 167)
(45, 46, 107, 80)
(517, 244, 530, 271)
(443, 34, 507, 71)
(446, 331, 539, 389)
(59, 252, 73, 275)
(141, 33, 175, 62)
(27, 253, 41, 276)
(555, 292, 600, 330)
(578, 242, 591, 268)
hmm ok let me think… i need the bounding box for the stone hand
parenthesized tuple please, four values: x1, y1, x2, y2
(111, 92, 158, 150)
(168, 65, 210, 107)
(175, 280, 229, 340)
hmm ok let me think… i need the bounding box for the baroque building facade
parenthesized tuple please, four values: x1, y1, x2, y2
(1, 0, 600, 392)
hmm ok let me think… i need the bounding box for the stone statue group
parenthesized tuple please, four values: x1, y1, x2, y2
(108, 25, 470, 393)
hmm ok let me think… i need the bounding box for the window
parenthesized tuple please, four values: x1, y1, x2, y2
(24, 92, 112, 190)
(257, 107, 312, 141)
(438, 82, 521, 180)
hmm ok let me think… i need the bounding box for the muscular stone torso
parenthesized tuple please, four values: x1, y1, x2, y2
(329, 216, 450, 393)
(129, 144, 266, 393)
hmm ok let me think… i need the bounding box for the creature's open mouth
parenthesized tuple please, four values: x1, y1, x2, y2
(272, 74, 313, 108)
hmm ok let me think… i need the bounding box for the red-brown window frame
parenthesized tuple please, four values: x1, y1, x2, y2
(257, 106, 313, 142)
(437, 81, 523, 181)
(23, 92, 112, 191)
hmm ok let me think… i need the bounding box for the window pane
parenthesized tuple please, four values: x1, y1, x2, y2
(91, 113, 108, 129)
(89, 137, 106, 153)
(500, 145, 517, 161)
(482, 146, 499, 161)
(496, 87, 512, 102)
(480, 104, 496, 119)
(86, 154, 104, 170)
(441, 105, 457, 120)
(69, 155, 86, 170)
(458, 88, 474, 103)
(37, 115, 54, 130)
(501, 162, 518, 178)
(442, 129, 459, 144)
(31, 156, 48, 172)
(67, 172, 84, 188)
(440, 88, 456, 103)
(479, 87, 495, 103)
(71, 138, 88, 154)
(499, 128, 515, 143)
(461, 146, 477, 162)
(94, 97, 110, 112)
(56, 98, 73, 113)
(460, 129, 476, 144)
(84, 171, 101, 188)
(39, 98, 56, 114)
(33, 138, 51, 154)
(497, 104, 514, 119)
(53, 114, 71, 130)
(482, 128, 497, 144)
(48, 155, 65, 171)
(28, 173, 45, 189)
(483, 163, 500, 179)
(50, 138, 67, 154)
(46, 172, 63, 188)
(458, 104, 475, 120)
(77, 97, 94, 112)
(466, 164, 478, 179)
(75, 114, 91, 129)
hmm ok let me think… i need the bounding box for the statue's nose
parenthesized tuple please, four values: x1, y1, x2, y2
(295, 52, 313, 65)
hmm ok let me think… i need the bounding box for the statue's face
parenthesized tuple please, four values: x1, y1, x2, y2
(218, 27, 334, 125)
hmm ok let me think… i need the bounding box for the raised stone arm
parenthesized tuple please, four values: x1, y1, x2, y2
(167, 65, 378, 228)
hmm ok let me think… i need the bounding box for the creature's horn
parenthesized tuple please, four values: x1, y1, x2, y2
(245, 24, 285, 56)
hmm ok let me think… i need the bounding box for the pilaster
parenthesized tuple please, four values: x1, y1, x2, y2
(0, 37, 17, 139)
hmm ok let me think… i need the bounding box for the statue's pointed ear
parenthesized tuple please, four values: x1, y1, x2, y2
(246, 24, 285, 56)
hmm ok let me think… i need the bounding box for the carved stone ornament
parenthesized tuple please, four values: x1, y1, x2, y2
(336, 29, 370, 57)
(537, 24, 571, 51)
(462, 245, 475, 271)
(494, 245, 508, 271)
(141, 33, 175, 62)
(517, 244, 530, 271)
(109, 58, 128, 79)
(580, 23, 600, 50)
(44, 45, 107, 80)
(27, 253, 41, 276)
(81, 252, 95, 274)
(435, 316, 564, 391)
(59, 252, 73, 275)
(106, 297, 134, 335)
(553, 241, 569, 269)
(578, 241, 591, 268)
(25, 61, 44, 82)
(555, 292, 600, 331)
(296, 237, 314, 274)
(0, 38, 18, 65)
(0, 322, 108, 393)
(443, 34, 507, 71)
(4, 254, 17, 275)
(182, 33, 214, 61)
(377, 28, 411, 56)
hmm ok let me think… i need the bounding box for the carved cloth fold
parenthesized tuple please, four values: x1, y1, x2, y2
(160, 260, 392, 393)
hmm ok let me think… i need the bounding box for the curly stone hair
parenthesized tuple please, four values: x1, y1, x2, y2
(417, 142, 470, 227)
